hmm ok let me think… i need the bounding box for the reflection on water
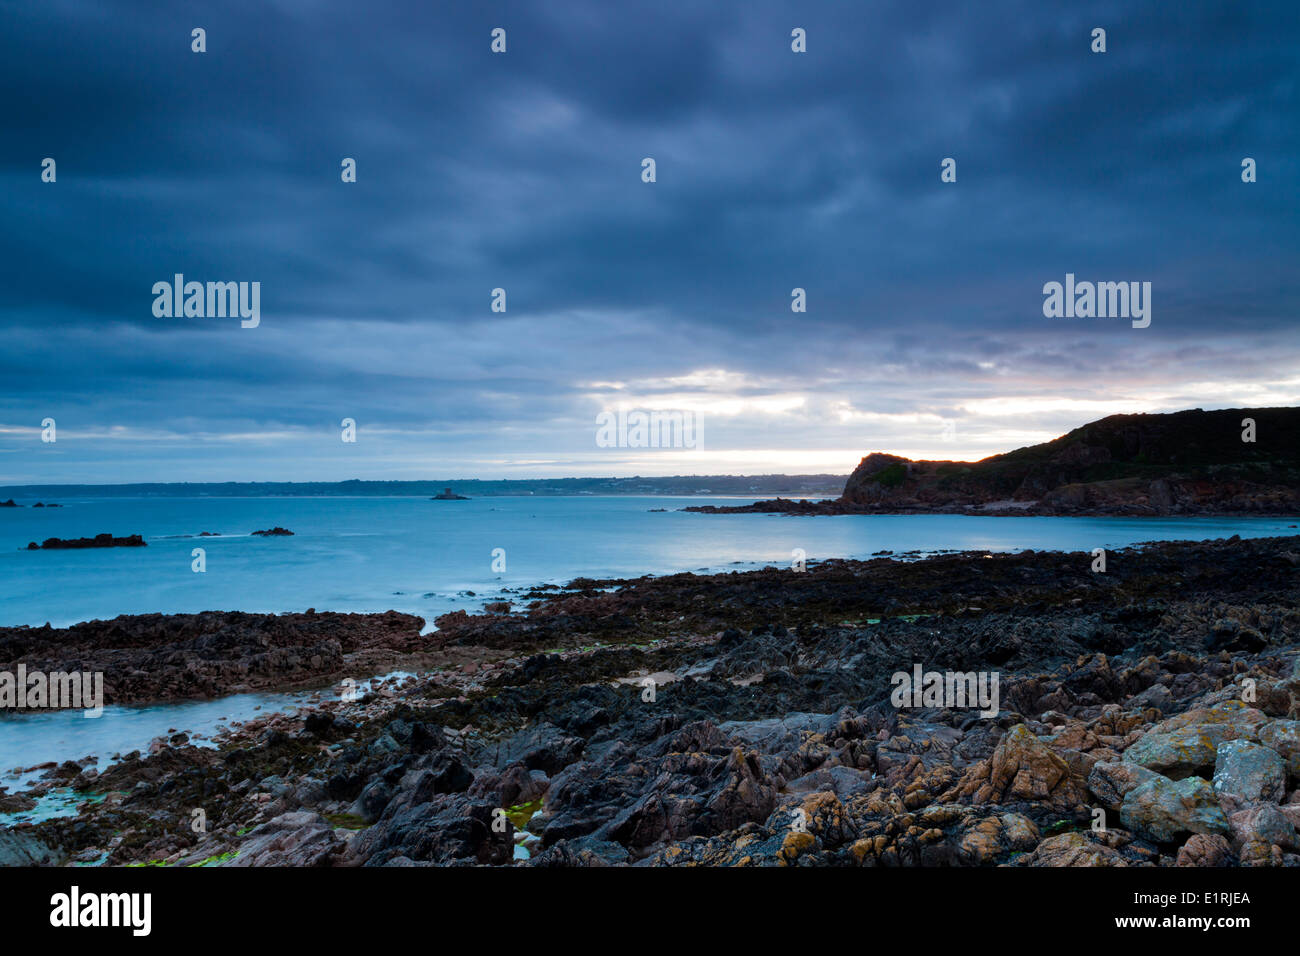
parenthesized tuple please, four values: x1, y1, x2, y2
(0, 672, 409, 818)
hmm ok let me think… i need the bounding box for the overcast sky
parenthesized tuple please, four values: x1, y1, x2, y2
(2, 0, 1297, 483)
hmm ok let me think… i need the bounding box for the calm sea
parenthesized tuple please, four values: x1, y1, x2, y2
(1, 495, 1296, 629)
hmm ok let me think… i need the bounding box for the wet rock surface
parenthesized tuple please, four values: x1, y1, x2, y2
(6, 534, 1300, 867)
(0, 610, 428, 706)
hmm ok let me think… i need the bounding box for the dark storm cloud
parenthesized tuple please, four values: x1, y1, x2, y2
(0, 0, 1297, 482)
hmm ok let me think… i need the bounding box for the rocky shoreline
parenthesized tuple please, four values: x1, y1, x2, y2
(684, 497, 1300, 518)
(3, 534, 1300, 867)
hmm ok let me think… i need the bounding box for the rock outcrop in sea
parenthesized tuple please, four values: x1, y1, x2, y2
(24, 534, 146, 550)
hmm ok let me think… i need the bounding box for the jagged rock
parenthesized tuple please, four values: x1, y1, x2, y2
(1119, 776, 1231, 844)
(1259, 720, 1300, 781)
(875, 721, 965, 786)
(0, 792, 38, 813)
(1176, 833, 1233, 867)
(1130, 683, 1175, 714)
(1148, 700, 1271, 738)
(1212, 740, 1286, 806)
(784, 765, 874, 800)
(719, 712, 840, 757)
(598, 745, 777, 849)
(345, 795, 513, 866)
(1239, 839, 1285, 867)
(351, 778, 394, 823)
(1122, 702, 1269, 779)
(651, 824, 794, 867)
(468, 762, 549, 808)
(406, 753, 475, 800)
(771, 791, 856, 849)
(0, 831, 67, 867)
(1227, 804, 1296, 850)
(946, 724, 1085, 809)
(526, 837, 628, 866)
(1207, 618, 1267, 653)
(1123, 728, 1217, 777)
(1253, 681, 1296, 718)
(1088, 760, 1161, 812)
(225, 812, 344, 866)
(484, 721, 585, 776)
(1021, 830, 1134, 867)
(842, 805, 1038, 867)
(954, 811, 1039, 864)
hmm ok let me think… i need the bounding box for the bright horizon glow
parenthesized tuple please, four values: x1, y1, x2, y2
(3, 394, 1294, 486)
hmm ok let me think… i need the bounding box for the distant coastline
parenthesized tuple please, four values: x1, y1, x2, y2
(688, 407, 1300, 518)
(0, 474, 845, 500)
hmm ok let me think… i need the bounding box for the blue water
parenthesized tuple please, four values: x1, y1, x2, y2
(1, 496, 1296, 630)
(0, 671, 404, 821)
